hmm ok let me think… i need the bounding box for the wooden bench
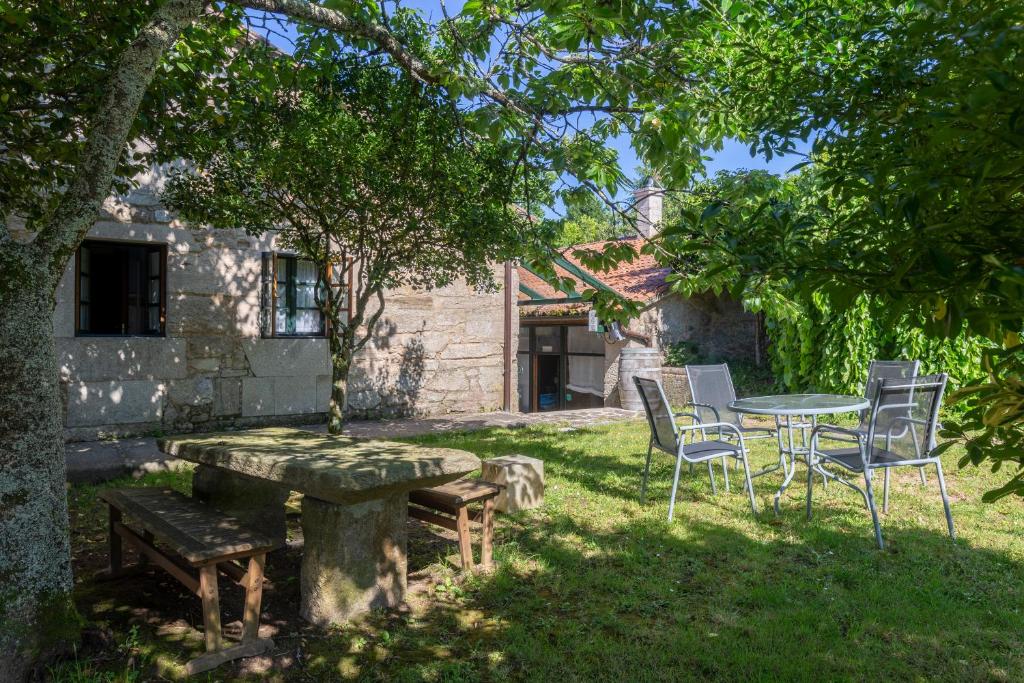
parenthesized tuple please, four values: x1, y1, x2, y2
(408, 479, 501, 571)
(99, 487, 280, 676)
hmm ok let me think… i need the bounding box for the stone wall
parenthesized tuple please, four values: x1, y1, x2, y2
(581, 292, 757, 411)
(661, 367, 692, 409)
(639, 292, 759, 363)
(56, 216, 512, 441)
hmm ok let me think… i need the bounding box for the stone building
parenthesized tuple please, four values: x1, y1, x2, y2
(515, 178, 762, 413)
(54, 170, 516, 441)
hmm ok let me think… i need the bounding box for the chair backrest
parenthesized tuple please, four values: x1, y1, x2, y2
(633, 376, 680, 454)
(685, 363, 739, 426)
(860, 360, 921, 432)
(866, 373, 947, 459)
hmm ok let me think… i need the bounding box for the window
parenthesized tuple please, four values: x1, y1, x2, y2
(76, 241, 165, 336)
(261, 253, 350, 337)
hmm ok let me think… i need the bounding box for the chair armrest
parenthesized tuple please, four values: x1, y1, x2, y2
(876, 402, 916, 415)
(678, 421, 743, 442)
(811, 424, 865, 442)
(682, 402, 721, 423)
(673, 411, 701, 424)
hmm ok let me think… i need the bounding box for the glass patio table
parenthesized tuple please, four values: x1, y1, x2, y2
(728, 394, 870, 514)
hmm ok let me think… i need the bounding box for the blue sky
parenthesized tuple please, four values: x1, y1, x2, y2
(247, 2, 804, 211)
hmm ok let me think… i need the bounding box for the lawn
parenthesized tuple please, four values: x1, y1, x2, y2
(58, 420, 1024, 681)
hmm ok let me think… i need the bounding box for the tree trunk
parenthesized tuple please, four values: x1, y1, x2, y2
(326, 328, 354, 435)
(0, 251, 77, 681)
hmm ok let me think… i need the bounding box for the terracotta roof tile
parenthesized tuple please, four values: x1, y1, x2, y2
(562, 237, 670, 302)
(517, 236, 669, 314)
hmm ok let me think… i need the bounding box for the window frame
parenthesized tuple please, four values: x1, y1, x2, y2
(518, 321, 605, 412)
(261, 252, 353, 339)
(74, 240, 167, 338)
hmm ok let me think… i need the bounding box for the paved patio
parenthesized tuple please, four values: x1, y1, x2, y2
(65, 408, 638, 483)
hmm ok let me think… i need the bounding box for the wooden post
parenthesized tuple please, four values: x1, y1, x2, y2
(108, 506, 123, 575)
(241, 554, 266, 643)
(480, 498, 495, 569)
(199, 564, 223, 653)
(455, 507, 474, 571)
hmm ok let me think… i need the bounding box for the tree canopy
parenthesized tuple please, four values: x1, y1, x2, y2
(651, 0, 1024, 498)
(163, 53, 537, 432)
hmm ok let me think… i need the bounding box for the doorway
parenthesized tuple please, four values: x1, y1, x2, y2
(518, 322, 606, 412)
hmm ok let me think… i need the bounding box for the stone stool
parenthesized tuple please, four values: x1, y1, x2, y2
(481, 454, 544, 513)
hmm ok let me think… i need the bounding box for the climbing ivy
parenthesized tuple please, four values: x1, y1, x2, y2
(763, 292, 987, 403)
(658, 171, 989, 405)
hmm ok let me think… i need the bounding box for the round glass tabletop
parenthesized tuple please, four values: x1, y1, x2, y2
(728, 393, 869, 416)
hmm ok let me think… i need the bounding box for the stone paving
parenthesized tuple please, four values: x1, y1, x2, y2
(65, 408, 639, 483)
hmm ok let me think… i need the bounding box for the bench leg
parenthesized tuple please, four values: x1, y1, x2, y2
(108, 506, 123, 575)
(480, 498, 495, 569)
(187, 557, 275, 676)
(241, 554, 265, 643)
(456, 506, 474, 571)
(199, 564, 223, 653)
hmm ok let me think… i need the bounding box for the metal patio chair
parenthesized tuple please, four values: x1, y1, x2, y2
(685, 363, 776, 474)
(826, 359, 925, 505)
(634, 376, 758, 521)
(806, 373, 953, 549)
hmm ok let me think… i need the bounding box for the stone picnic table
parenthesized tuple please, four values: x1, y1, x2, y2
(158, 427, 480, 625)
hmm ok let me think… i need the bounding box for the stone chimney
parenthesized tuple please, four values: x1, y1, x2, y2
(634, 175, 664, 239)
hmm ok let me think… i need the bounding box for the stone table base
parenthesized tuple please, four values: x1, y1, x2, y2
(192, 465, 289, 546)
(299, 494, 408, 625)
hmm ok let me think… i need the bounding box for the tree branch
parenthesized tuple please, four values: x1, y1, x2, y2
(244, 0, 440, 86)
(355, 288, 387, 351)
(34, 0, 206, 278)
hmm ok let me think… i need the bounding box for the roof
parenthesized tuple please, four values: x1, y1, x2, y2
(518, 236, 670, 318)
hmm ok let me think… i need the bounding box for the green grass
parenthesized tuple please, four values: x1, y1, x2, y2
(59, 421, 1024, 681)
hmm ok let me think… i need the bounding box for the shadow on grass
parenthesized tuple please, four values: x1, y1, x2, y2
(60, 424, 1024, 681)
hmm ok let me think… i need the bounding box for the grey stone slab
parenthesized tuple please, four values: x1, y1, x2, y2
(241, 377, 274, 417)
(274, 377, 317, 415)
(315, 374, 332, 413)
(215, 377, 242, 417)
(158, 427, 480, 504)
(57, 338, 188, 382)
(66, 380, 166, 427)
(241, 339, 330, 377)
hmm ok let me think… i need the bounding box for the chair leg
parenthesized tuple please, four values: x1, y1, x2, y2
(805, 455, 815, 520)
(935, 460, 956, 541)
(640, 441, 654, 504)
(741, 456, 757, 515)
(706, 461, 717, 495)
(919, 466, 928, 485)
(199, 564, 223, 653)
(668, 455, 685, 522)
(456, 506, 474, 570)
(883, 468, 891, 513)
(863, 470, 884, 550)
(241, 554, 265, 643)
(721, 456, 730, 493)
(480, 498, 495, 568)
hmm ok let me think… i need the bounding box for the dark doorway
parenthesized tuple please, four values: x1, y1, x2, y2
(535, 354, 561, 412)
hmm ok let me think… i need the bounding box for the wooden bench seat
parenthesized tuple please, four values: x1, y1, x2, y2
(408, 479, 500, 571)
(99, 487, 280, 676)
